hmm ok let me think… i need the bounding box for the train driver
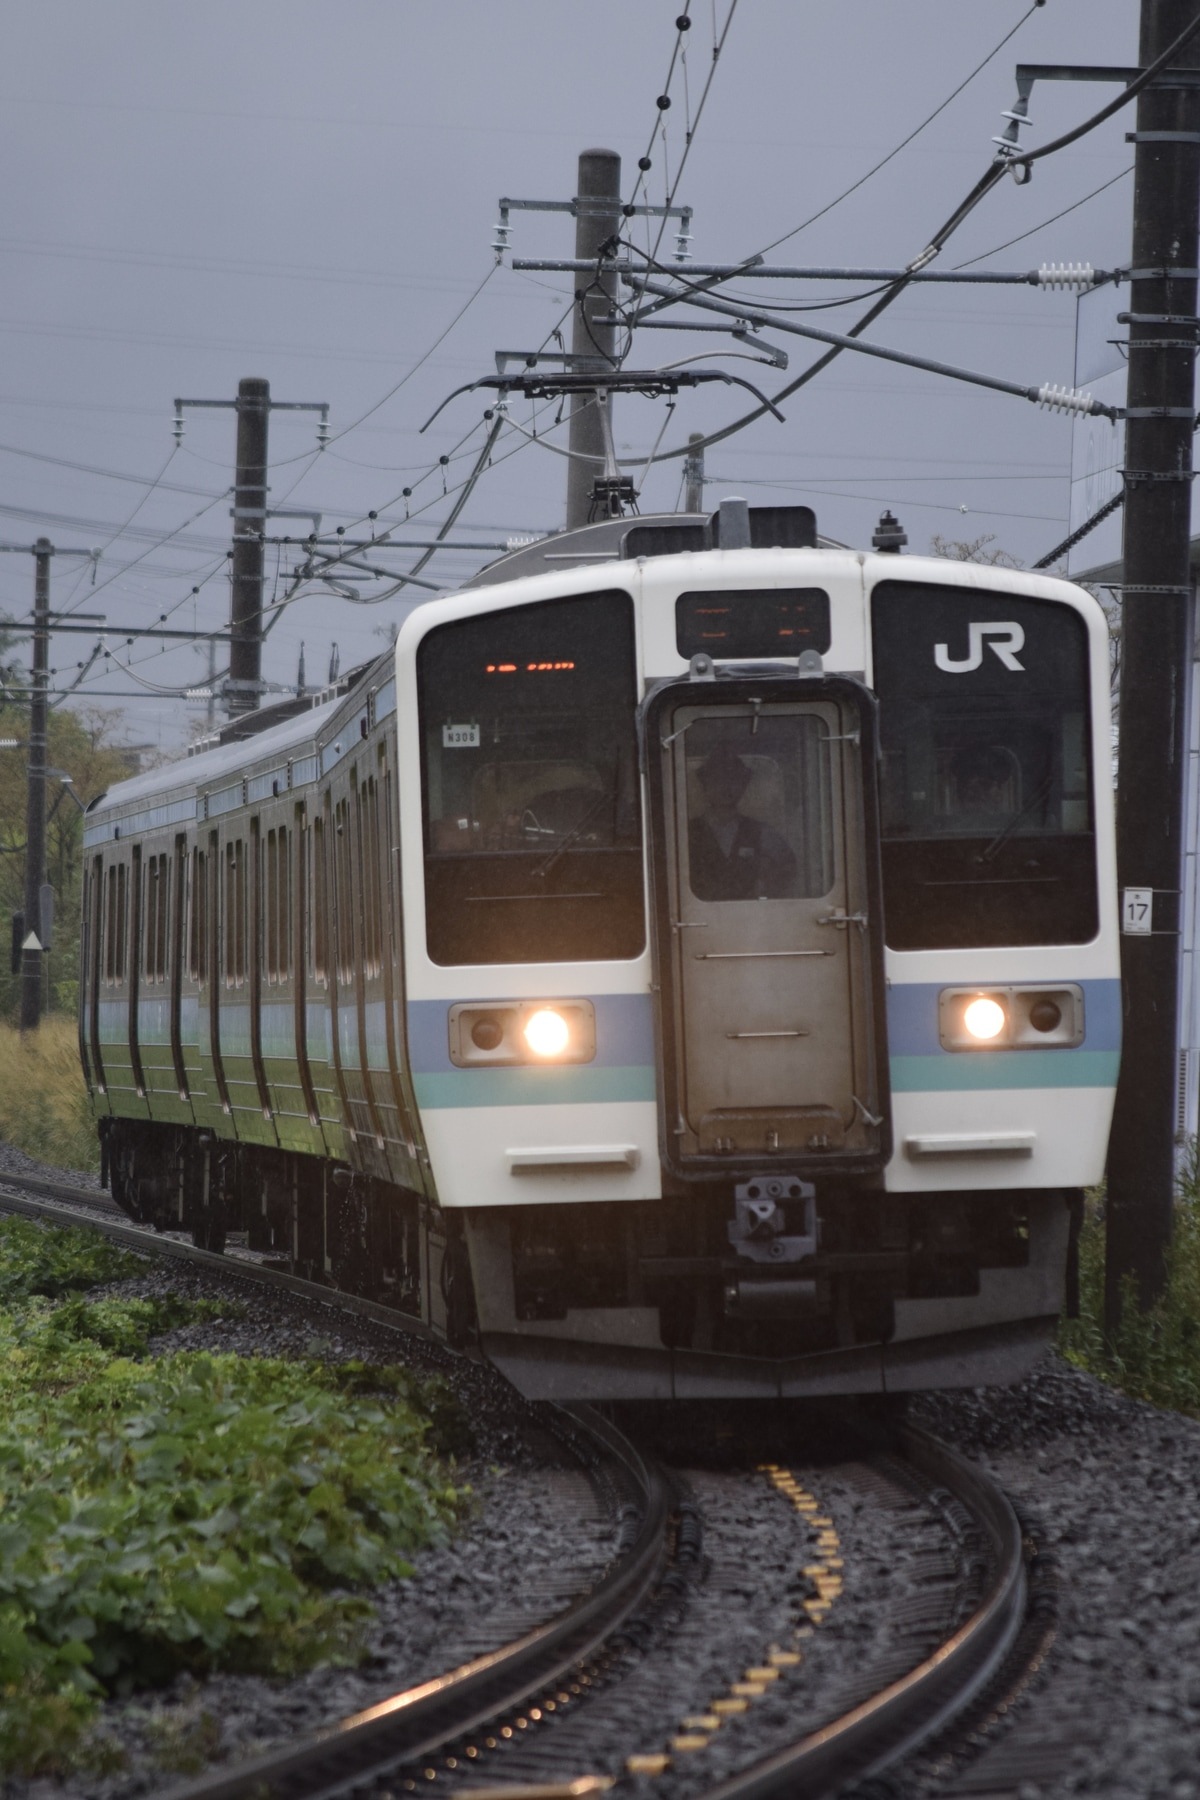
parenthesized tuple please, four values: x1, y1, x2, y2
(689, 745, 798, 901)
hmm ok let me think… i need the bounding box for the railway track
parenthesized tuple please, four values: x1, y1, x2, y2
(0, 1167, 1046, 1800)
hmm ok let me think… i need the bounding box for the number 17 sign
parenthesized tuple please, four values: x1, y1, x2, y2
(1122, 888, 1153, 935)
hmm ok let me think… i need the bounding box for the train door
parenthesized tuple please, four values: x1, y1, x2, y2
(170, 836, 190, 1103)
(84, 853, 107, 1102)
(646, 674, 890, 1177)
(137, 845, 188, 1120)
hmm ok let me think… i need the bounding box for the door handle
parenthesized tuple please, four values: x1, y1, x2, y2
(725, 1028, 811, 1039)
(817, 911, 868, 929)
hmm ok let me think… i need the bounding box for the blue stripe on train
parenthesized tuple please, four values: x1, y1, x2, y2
(886, 977, 1120, 1091)
(406, 992, 656, 1074)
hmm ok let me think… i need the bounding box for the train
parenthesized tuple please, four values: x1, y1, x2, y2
(77, 497, 1119, 1399)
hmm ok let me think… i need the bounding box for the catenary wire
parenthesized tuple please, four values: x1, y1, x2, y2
(751, 4, 1041, 260)
(952, 166, 1134, 269)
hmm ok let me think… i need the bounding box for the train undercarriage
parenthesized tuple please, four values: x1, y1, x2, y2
(99, 1114, 1077, 1399)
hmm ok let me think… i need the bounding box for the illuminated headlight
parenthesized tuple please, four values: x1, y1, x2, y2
(938, 984, 1084, 1052)
(963, 996, 1006, 1041)
(523, 1008, 571, 1058)
(448, 999, 596, 1067)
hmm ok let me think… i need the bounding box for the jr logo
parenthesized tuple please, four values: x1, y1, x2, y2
(933, 621, 1026, 673)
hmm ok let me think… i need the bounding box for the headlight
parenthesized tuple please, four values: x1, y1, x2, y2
(523, 1008, 571, 1057)
(938, 985, 1083, 1052)
(448, 999, 596, 1066)
(963, 997, 1006, 1040)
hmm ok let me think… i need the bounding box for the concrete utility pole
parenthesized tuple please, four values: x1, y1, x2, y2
(229, 376, 270, 720)
(684, 432, 706, 513)
(1106, 0, 1200, 1326)
(175, 383, 328, 720)
(20, 540, 51, 1032)
(0, 536, 93, 1031)
(565, 149, 622, 530)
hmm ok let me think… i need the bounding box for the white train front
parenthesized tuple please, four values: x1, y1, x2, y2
(79, 503, 1120, 1399)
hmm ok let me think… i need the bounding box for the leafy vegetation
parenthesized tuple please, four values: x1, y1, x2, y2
(1059, 1148, 1200, 1414)
(0, 1015, 101, 1172)
(0, 701, 138, 1023)
(0, 1217, 464, 1776)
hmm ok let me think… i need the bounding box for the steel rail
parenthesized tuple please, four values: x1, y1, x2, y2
(0, 1171, 672, 1800)
(0, 1177, 1027, 1792)
(693, 1423, 1027, 1800)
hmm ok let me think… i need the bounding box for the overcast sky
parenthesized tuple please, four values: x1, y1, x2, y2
(0, 0, 1136, 749)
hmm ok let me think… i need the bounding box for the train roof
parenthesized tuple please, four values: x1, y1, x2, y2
(84, 507, 1100, 839)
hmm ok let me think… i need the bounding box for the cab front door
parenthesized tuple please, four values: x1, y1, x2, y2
(648, 676, 889, 1176)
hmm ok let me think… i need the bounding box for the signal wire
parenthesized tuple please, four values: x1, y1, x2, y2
(952, 166, 1134, 269)
(751, 4, 1042, 260)
(612, 13, 1200, 469)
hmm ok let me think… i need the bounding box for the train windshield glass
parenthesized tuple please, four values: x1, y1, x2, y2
(870, 582, 1097, 949)
(418, 588, 644, 965)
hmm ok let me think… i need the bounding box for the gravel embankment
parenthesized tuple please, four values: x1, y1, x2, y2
(913, 1357, 1200, 1799)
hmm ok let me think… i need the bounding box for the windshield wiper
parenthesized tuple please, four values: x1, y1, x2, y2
(532, 787, 615, 881)
(977, 771, 1055, 864)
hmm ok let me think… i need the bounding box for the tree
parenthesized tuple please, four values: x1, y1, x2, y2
(0, 704, 138, 1021)
(929, 532, 1024, 568)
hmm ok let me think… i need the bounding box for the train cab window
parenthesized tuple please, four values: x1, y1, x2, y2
(871, 582, 1097, 948)
(683, 715, 834, 902)
(418, 589, 644, 965)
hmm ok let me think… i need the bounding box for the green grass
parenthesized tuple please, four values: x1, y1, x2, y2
(1059, 1146, 1200, 1414)
(0, 1017, 100, 1174)
(0, 1217, 465, 1777)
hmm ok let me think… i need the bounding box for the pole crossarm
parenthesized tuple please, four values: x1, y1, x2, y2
(421, 367, 785, 436)
(516, 259, 1118, 288)
(631, 276, 1119, 420)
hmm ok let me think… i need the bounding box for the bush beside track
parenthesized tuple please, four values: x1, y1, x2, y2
(0, 1020, 99, 1175)
(1060, 1144, 1200, 1415)
(0, 1216, 464, 1779)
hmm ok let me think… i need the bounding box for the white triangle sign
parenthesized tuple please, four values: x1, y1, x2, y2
(21, 932, 42, 952)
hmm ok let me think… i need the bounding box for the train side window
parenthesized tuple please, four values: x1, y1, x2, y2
(224, 840, 246, 985)
(871, 581, 1098, 949)
(266, 829, 278, 982)
(143, 854, 169, 983)
(334, 797, 354, 983)
(417, 588, 644, 965)
(115, 863, 128, 983)
(357, 776, 382, 978)
(313, 814, 329, 985)
(143, 859, 156, 981)
(190, 848, 206, 982)
(104, 865, 117, 984)
(278, 825, 290, 981)
(264, 827, 291, 983)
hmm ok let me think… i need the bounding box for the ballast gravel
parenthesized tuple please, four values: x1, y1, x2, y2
(913, 1358, 1200, 1800)
(3, 1142, 1200, 1798)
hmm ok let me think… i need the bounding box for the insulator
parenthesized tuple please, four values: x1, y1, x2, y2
(1037, 382, 1096, 417)
(1038, 262, 1096, 292)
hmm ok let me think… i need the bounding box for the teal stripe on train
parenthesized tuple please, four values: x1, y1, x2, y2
(413, 1066, 657, 1110)
(890, 1049, 1121, 1092)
